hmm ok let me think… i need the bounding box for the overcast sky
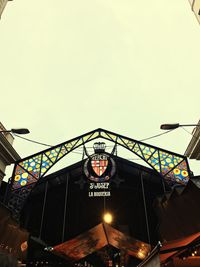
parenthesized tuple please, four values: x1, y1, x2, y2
(1, 0, 200, 178)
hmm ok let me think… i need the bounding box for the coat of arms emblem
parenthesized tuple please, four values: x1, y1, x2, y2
(84, 143, 116, 183)
(91, 154, 108, 177)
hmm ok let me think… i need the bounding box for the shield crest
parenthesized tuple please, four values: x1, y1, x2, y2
(91, 157, 108, 177)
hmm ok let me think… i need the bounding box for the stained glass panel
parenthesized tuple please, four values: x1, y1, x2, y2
(99, 131, 112, 140)
(147, 151, 160, 172)
(13, 165, 37, 190)
(116, 137, 127, 147)
(40, 153, 55, 176)
(83, 133, 94, 142)
(164, 161, 189, 186)
(57, 145, 68, 160)
(19, 155, 42, 178)
(159, 151, 183, 176)
(106, 133, 118, 142)
(133, 144, 144, 158)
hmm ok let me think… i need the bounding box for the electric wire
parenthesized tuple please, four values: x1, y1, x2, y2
(13, 129, 175, 160)
(14, 129, 174, 148)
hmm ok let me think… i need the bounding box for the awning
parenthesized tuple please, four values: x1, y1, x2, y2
(160, 232, 200, 264)
(52, 223, 151, 262)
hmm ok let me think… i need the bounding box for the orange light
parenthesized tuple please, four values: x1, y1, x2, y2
(103, 212, 113, 224)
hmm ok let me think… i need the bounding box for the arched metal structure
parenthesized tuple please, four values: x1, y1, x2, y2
(6, 128, 191, 216)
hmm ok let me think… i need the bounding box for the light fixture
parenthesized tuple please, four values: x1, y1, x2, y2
(160, 123, 200, 130)
(0, 128, 30, 134)
(103, 212, 113, 224)
(137, 250, 146, 259)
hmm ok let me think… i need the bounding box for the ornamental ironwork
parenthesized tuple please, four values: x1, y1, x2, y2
(6, 128, 191, 217)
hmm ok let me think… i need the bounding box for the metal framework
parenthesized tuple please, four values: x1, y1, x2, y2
(6, 128, 191, 216)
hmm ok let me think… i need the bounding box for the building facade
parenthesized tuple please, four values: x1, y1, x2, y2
(185, 119, 200, 160)
(0, 122, 20, 186)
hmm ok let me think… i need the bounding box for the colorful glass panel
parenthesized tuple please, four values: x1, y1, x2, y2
(139, 145, 153, 160)
(83, 133, 94, 142)
(116, 137, 127, 147)
(13, 165, 37, 190)
(10, 128, 191, 192)
(99, 131, 114, 141)
(133, 143, 140, 153)
(106, 133, 118, 142)
(133, 144, 144, 158)
(164, 161, 189, 186)
(147, 151, 160, 172)
(40, 153, 55, 176)
(8, 128, 192, 218)
(120, 138, 136, 150)
(90, 131, 100, 140)
(19, 155, 42, 178)
(64, 140, 78, 152)
(159, 151, 183, 176)
(57, 145, 68, 160)
(127, 141, 135, 150)
(45, 148, 61, 163)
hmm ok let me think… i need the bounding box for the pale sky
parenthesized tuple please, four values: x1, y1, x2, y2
(0, 0, 200, 178)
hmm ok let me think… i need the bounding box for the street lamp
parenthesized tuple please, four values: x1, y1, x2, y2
(0, 128, 30, 134)
(160, 123, 200, 130)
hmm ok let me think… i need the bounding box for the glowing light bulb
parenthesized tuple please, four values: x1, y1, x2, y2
(103, 212, 113, 224)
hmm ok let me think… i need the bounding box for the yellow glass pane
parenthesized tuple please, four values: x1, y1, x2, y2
(106, 133, 117, 142)
(83, 133, 94, 142)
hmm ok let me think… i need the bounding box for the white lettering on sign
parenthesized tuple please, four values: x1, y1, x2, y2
(92, 154, 108, 160)
(89, 183, 109, 190)
(89, 191, 111, 197)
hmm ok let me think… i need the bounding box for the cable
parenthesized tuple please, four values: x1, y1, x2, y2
(139, 129, 174, 142)
(13, 134, 83, 155)
(14, 129, 174, 148)
(181, 127, 195, 137)
(14, 129, 174, 159)
(14, 134, 52, 147)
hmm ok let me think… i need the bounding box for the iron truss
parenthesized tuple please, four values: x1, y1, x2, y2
(6, 128, 191, 216)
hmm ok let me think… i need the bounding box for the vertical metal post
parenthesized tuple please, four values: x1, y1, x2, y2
(141, 172, 151, 244)
(158, 151, 166, 194)
(82, 146, 85, 160)
(39, 181, 48, 239)
(62, 174, 69, 242)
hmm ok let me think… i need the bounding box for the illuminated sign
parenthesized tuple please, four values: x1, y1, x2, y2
(84, 153, 116, 197)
